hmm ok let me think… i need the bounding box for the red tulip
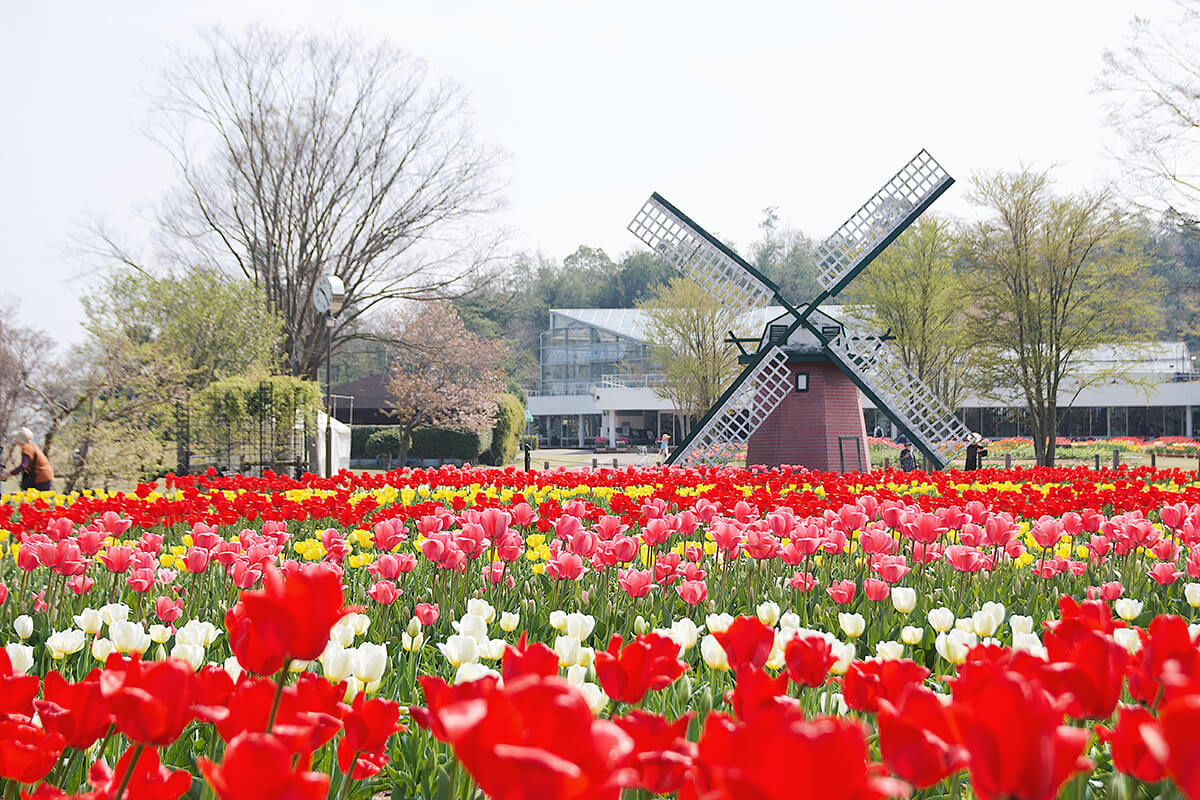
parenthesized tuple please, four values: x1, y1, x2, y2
(0, 648, 39, 717)
(688, 708, 906, 800)
(0, 716, 64, 783)
(594, 633, 689, 705)
(826, 580, 856, 604)
(200, 732, 329, 800)
(224, 565, 352, 675)
(336, 693, 406, 779)
(1157, 695, 1200, 798)
(34, 670, 114, 750)
(842, 659, 930, 714)
(367, 580, 400, 605)
(1040, 620, 1128, 720)
(1096, 705, 1166, 784)
(877, 684, 967, 789)
(1127, 614, 1200, 706)
(713, 617, 775, 672)
(724, 666, 792, 722)
(415, 602, 440, 626)
(947, 660, 1091, 800)
(88, 745, 192, 800)
(410, 674, 500, 742)
(501, 634, 560, 682)
(784, 634, 836, 688)
(675, 579, 708, 605)
(613, 710, 696, 795)
(100, 654, 198, 746)
(417, 674, 636, 800)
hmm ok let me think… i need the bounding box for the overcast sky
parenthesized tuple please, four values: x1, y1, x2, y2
(0, 0, 1177, 347)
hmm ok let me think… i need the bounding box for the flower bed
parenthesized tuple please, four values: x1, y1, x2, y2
(2, 464, 1200, 797)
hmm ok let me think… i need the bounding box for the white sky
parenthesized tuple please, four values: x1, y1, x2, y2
(0, 0, 1178, 346)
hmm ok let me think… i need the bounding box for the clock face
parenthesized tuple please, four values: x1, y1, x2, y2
(313, 281, 331, 313)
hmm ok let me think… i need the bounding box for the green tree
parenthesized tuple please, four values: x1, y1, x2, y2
(638, 277, 745, 434)
(962, 169, 1163, 466)
(750, 207, 821, 303)
(847, 216, 973, 409)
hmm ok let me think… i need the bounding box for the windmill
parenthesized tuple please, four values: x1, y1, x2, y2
(628, 149, 972, 472)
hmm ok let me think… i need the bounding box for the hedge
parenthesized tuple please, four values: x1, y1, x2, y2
(410, 427, 492, 461)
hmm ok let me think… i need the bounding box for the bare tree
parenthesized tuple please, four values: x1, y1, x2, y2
(384, 301, 505, 464)
(0, 304, 55, 450)
(1100, 3, 1200, 218)
(141, 26, 505, 378)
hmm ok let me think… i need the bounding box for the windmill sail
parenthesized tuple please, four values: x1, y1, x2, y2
(629, 194, 777, 315)
(824, 332, 970, 467)
(673, 347, 793, 467)
(814, 150, 952, 296)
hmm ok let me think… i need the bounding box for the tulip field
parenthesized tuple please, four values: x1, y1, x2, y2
(7, 463, 1200, 798)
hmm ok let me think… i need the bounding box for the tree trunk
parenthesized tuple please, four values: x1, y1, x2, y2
(397, 429, 412, 467)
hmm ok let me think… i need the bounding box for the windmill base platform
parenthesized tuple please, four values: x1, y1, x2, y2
(746, 361, 872, 472)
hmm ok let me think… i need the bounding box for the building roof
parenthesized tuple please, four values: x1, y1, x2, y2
(549, 306, 847, 341)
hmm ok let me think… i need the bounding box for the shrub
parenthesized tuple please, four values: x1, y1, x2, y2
(365, 429, 405, 459)
(351, 425, 390, 458)
(487, 393, 526, 466)
(410, 428, 492, 462)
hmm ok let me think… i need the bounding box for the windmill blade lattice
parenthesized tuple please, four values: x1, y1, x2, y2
(814, 150, 952, 295)
(674, 347, 793, 467)
(629, 194, 777, 315)
(825, 333, 970, 466)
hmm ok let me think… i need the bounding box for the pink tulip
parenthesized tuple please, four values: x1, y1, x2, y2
(155, 596, 183, 623)
(368, 580, 400, 605)
(415, 602, 440, 625)
(863, 578, 890, 602)
(618, 568, 655, 598)
(788, 571, 817, 592)
(826, 580, 856, 604)
(675, 579, 708, 605)
(1148, 563, 1182, 585)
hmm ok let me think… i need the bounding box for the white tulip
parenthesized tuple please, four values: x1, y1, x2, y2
(829, 641, 856, 675)
(438, 634, 479, 666)
(875, 640, 904, 661)
(149, 624, 172, 644)
(900, 625, 924, 645)
(223, 655, 244, 682)
(407, 617, 422, 638)
(91, 637, 116, 662)
(500, 612, 520, 632)
(818, 692, 849, 716)
(972, 610, 1000, 638)
(342, 676, 363, 703)
(322, 643, 356, 683)
(73, 608, 104, 635)
(329, 620, 356, 648)
(935, 630, 976, 665)
(955, 618, 976, 635)
(1013, 632, 1047, 658)
(5, 643, 34, 674)
(891, 587, 917, 614)
(347, 613, 371, 636)
(779, 612, 801, 631)
(700, 634, 730, 670)
(177, 620, 221, 647)
(354, 643, 388, 684)
(454, 662, 500, 684)
(1190, 623, 1200, 641)
(980, 602, 1006, 630)
(467, 598, 496, 624)
(668, 618, 700, 651)
(838, 612, 865, 638)
(99, 603, 131, 627)
(109, 621, 151, 655)
(927, 607, 955, 632)
(549, 610, 568, 632)
(1113, 628, 1141, 654)
(564, 613, 596, 641)
(1010, 615, 1035, 636)
(481, 639, 507, 661)
(705, 613, 735, 634)
(13, 615, 32, 640)
(1186, 583, 1200, 608)
(453, 614, 489, 644)
(402, 631, 424, 652)
(289, 660, 312, 672)
(170, 642, 205, 671)
(1114, 598, 1144, 621)
(633, 615, 649, 635)
(579, 681, 609, 714)
(563, 664, 587, 687)
(756, 601, 781, 627)
(554, 635, 584, 667)
(46, 629, 86, 659)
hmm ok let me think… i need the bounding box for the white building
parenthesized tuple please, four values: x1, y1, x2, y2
(527, 308, 1200, 446)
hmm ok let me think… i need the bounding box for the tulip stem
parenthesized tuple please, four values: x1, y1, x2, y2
(113, 743, 144, 800)
(266, 662, 290, 731)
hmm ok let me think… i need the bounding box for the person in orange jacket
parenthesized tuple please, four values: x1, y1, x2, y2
(2, 427, 53, 491)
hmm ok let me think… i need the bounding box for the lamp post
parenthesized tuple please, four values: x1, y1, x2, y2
(312, 275, 345, 478)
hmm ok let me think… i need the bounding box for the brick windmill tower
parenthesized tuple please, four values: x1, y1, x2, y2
(628, 150, 971, 472)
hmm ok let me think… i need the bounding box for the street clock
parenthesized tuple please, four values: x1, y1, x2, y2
(312, 275, 345, 315)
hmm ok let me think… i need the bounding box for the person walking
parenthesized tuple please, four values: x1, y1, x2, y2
(898, 445, 917, 471)
(1, 427, 54, 491)
(964, 432, 988, 471)
(659, 432, 670, 461)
